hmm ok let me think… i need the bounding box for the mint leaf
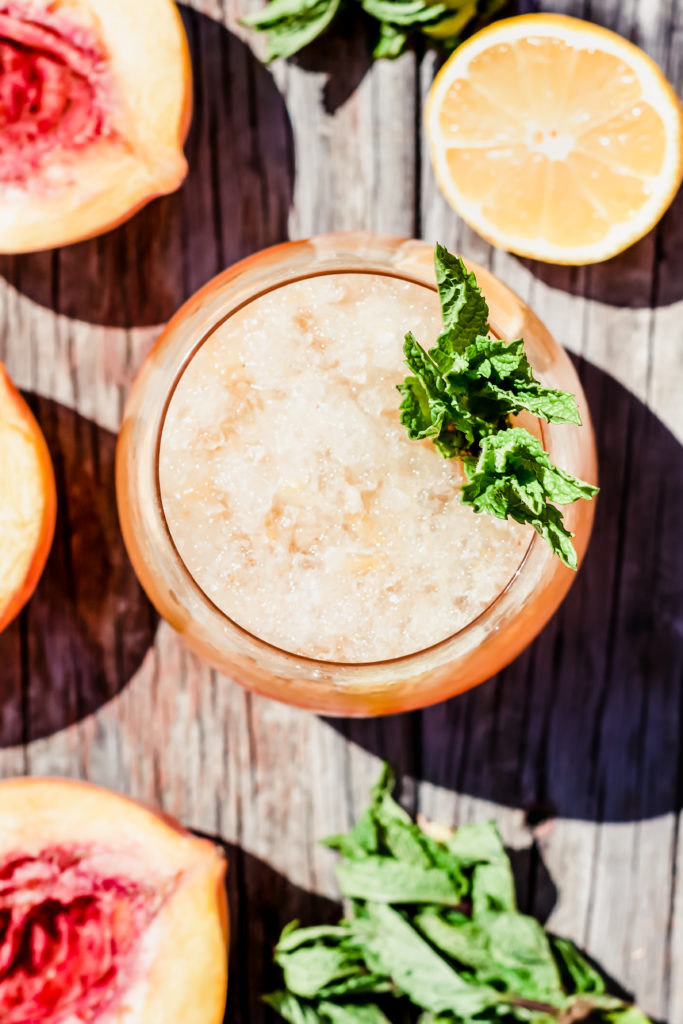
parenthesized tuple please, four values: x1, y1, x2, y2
(264, 991, 324, 1024)
(399, 333, 479, 451)
(596, 1007, 655, 1024)
(244, 0, 504, 61)
(272, 921, 394, 1000)
(318, 1001, 394, 1024)
(265, 765, 650, 1024)
(278, 924, 354, 952)
(276, 939, 367, 999)
(324, 763, 466, 884)
(322, 762, 396, 860)
(318, 974, 394, 998)
(337, 856, 465, 904)
(447, 822, 516, 916)
(452, 335, 581, 425)
(322, 808, 381, 861)
(264, 992, 395, 1024)
(461, 429, 598, 570)
(422, 0, 478, 40)
(241, 0, 341, 61)
(398, 245, 597, 568)
(352, 902, 502, 1016)
(416, 909, 566, 1007)
(480, 913, 566, 1002)
(372, 21, 409, 57)
(432, 246, 489, 355)
(360, 0, 451, 26)
(551, 937, 606, 996)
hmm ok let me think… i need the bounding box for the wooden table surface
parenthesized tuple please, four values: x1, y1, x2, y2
(1, 0, 681, 1020)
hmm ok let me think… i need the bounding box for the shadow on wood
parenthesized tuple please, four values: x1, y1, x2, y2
(192, 834, 339, 1024)
(288, 5, 373, 115)
(328, 359, 683, 824)
(507, 843, 557, 924)
(0, 8, 294, 328)
(0, 397, 158, 747)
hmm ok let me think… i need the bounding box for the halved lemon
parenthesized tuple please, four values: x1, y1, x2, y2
(425, 14, 683, 264)
(0, 365, 56, 631)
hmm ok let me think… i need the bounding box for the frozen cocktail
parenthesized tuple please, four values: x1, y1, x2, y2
(116, 234, 597, 714)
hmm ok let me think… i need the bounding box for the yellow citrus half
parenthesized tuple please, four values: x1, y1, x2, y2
(425, 14, 683, 264)
(0, 365, 56, 631)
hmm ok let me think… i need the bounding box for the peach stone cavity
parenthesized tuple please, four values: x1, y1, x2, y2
(0, 1, 112, 182)
(159, 272, 533, 663)
(0, 844, 162, 1024)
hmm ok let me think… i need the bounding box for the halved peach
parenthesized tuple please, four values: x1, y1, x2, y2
(0, 776, 228, 1024)
(0, 363, 56, 631)
(0, 0, 192, 253)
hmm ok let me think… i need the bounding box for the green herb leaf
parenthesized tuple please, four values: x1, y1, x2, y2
(264, 992, 397, 1024)
(397, 245, 597, 567)
(324, 763, 466, 884)
(461, 429, 598, 570)
(241, 0, 342, 61)
(276, 945, 365, 999)
(451, 335, 582, 425)
(322, 762, 397, 860)
(337, 856, 465, 904)
(433, 244, 489, 352)
(415, 906, 566, 1008)
(278, 923, 356, 952)
(318, 1000, 395, 1024)
(360, 0, 449, 27)
(422, 0, 477, 41)
(550, 937, 606, 996)
(372, 21, 409, 57)
(273, 920, 374, 999)
(264, 990, 325, 1024)
(352, 902, 502, 1016)
(244, 0, 504, 61)
(318, 974, 395, 998)
(265, 764, 651, 1024)
(596, 1006, 655, 1024)
(446, 820, 516, 915)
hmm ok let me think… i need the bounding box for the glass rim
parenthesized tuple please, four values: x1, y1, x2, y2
(151, 257, 542, 670)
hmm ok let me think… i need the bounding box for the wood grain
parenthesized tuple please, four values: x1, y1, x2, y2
(1, 0, 682, 1021)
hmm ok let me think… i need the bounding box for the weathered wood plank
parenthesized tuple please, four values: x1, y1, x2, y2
(0, 0, 681, 1021)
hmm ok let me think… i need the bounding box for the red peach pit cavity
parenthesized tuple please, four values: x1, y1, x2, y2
(0, 845, 162, 1024)
(0, 1, 113, 182)
(0, 0, 191, 252)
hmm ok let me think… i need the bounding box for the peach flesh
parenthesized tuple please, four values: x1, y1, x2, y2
(0, 2, 112, 181)
(0, 844, 163, 1024)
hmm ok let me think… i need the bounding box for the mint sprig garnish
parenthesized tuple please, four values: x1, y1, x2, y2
(397, 245, 598, 569)
(242, 0, 507, 62)
(265, 765, 651, 1024)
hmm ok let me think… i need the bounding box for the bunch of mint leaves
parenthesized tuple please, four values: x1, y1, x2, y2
(397, 245, 598, 569)
(242, 0, 507, 62)
(265, 765, 650, 1024)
